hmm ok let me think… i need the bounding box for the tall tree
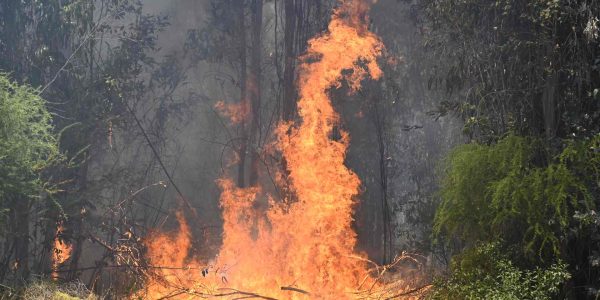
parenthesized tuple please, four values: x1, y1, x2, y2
(237, 2, 249, 188)
(282, 0, 297, 121)
(248, 0, 263, 187)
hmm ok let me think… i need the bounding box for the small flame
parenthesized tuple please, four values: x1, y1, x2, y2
(214, 100, 250, 125)
(52, 221, 72, 280)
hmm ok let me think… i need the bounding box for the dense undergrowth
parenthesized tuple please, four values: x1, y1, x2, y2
(430, 135, 600, 299)
(428, 243, 570, 300)
(420, 0, 600, 297)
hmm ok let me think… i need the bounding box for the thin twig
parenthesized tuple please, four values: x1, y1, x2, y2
(281, 286, 310, 295)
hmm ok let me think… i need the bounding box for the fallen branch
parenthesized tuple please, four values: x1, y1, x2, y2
(281, 286, 310, 295)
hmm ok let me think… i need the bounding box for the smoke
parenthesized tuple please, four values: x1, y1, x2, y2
(106, 0, 461, 296)
(137, 0, 463, 273)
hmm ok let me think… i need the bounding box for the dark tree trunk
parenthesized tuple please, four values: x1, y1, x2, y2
(541, 36, 559, 151)
(373, 103, 392, 264)
(282, 0, 297, 121)
(68, 156, 89, 281)
(248, 0, 263, 187)
(542, 71, 558, 141)
(237, 2, 249, 188)
(12, 197, 30, 284)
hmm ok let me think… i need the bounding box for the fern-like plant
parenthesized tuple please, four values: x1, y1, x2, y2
(0, 73, 58, 231)
(434, 134, 598, 258)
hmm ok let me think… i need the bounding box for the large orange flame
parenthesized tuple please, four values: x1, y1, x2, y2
(214, 0, 384, 297)
(143, 1, 393, 298)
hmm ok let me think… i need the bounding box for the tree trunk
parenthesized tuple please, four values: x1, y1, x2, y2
(237, 2, 249, 188)
(373, 104, 392, 264)
(282, 0, 296, 121)
(542, 71, 558, 141)
(12, 197, 30, 284)
(68, 157, 89, 281)
(248, 0, 263, 187)
(541, 32, 559, 143)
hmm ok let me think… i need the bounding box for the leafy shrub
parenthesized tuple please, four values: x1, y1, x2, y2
(0, 73, 58, 229)
(428, 243, 570, 300)
(434, 134, 599, 257)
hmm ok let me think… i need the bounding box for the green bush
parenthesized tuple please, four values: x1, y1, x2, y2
(0, 73, 58, 229)
(433, 134, 598, 257)
(428, 243, 570, 300)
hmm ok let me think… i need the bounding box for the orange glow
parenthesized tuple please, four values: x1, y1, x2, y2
(143, 212, 198, 298)
(140, 1, 417, 299)
(214, 100, 250, 125)
(210, 1, 384, 297)
(52, 221, 72, 280)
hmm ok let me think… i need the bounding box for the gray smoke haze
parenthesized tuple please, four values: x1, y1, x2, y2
(83, 0, 463, 275)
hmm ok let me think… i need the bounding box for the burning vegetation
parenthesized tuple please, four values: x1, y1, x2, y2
(52, 221, 73, 281)
(141, 0, 426, 298)
(3, 0, 598, 298)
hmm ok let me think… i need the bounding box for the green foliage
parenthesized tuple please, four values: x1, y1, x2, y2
(434, 134, 598, 258)
(421, 0, 600, 296)
(0, 73, 57, 206)
(428, 243, 570, 300)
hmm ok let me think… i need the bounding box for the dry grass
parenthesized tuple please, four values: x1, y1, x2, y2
(19, 280, 100, 300)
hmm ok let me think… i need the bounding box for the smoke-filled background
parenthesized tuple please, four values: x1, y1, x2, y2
(1, 0, 599, 299)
